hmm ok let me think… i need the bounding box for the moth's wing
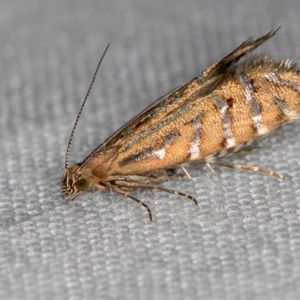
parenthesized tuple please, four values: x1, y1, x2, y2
(179, 27, 281, 107)
(83, 28, 280, 163)
(86, 60, 221, 159)
(201, 27, 280, 81)
(83, 85, 182, 161)
(123, 28, 282, 130)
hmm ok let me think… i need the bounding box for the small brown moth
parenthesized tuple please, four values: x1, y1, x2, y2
(62, 27, 300, 221)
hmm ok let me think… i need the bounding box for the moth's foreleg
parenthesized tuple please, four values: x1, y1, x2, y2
(124, 193, 153, 222)
(154, 186, 198, 206)
(114, 179, 198, 205)
(103, 182, 153, 221)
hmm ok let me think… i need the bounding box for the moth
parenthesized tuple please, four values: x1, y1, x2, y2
(62, 27, 300, 221)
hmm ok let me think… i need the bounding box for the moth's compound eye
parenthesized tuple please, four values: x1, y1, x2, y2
(75, 177, 89, 191)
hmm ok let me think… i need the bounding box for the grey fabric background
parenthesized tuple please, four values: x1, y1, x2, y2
(1, 0, 300, 299)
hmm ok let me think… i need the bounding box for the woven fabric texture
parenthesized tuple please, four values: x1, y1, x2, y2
(1, 0, 300, 299)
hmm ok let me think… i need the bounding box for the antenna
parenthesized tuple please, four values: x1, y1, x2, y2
(64, 43, 110, 168)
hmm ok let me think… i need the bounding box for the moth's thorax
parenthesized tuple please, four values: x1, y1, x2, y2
(61, 164, 93, 198)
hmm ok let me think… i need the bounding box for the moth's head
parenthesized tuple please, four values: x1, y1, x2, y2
(61, 164, 92, 199)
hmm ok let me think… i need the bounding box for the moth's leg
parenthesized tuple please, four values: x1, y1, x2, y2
(205, 162, 215, 173)
(154, 186, 198, 206)
(212, 159, 287, 179)
(181, 166, 192, 179)
(124, 193, 153, 222)
(113, 179, 198, 206)
(109, 184, 153, 221)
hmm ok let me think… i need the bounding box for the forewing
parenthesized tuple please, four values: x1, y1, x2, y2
(83, 28, 280, 164)
(201, 27, 280, 80)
